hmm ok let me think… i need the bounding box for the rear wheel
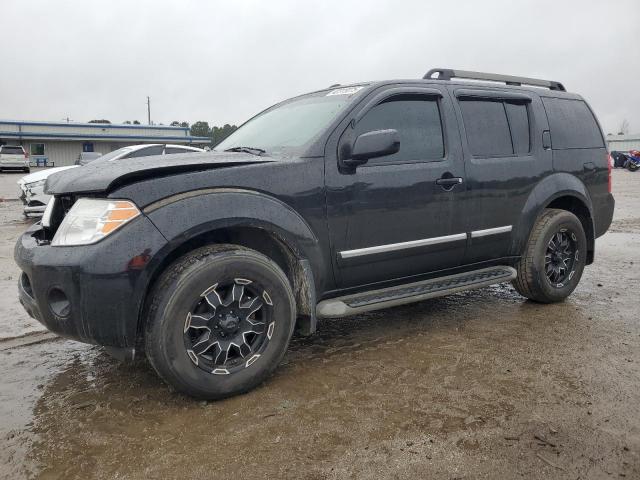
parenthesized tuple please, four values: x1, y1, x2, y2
(144, 245, 296, 400)
(628, 162, 639, 172)
(513, 209, 587, 303)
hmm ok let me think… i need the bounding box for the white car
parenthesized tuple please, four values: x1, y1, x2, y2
(18, 144, 205, 216)
(0, 145, 30, 172)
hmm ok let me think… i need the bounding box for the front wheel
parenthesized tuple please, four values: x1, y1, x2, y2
(513, 209, 587, 303)
(144, 245, 296, 400)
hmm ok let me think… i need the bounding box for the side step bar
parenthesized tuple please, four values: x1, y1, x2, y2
(316, 266, 516, 318)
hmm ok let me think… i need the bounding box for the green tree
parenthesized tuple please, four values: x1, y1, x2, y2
(133, 120, 140, 125)
(190, 121, 211, 137)
(211, 124, 238, 146)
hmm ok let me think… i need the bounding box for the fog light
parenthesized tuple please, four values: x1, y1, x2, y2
(48, 287, 71, 318)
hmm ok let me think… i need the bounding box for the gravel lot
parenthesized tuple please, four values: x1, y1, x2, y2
(0, 170, 639, 479)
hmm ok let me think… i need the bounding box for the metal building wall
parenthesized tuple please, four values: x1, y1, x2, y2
(30, 141, 135, 166)
(606, 135, 640, 152)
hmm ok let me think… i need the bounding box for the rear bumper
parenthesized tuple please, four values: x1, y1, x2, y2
(0, 162, 28, 169)
(594, 193, 615, 238)
(14, 216, 168, 349)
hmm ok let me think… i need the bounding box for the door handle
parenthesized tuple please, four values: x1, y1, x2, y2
(436, 177, 463, 188)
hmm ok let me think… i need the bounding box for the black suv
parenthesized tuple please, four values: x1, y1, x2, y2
(15, 69, 614, 399)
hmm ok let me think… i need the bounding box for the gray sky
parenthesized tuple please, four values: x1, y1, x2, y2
(1, 0, 639, 134)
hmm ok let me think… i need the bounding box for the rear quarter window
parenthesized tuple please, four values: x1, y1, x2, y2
(541, 98, 604, 149)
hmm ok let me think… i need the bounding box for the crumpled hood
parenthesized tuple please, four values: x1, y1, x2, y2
(18, 165, 78, 186)
(45, 151, 277, 195)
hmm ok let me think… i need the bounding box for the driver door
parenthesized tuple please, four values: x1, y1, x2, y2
(325, 86, 469, 289)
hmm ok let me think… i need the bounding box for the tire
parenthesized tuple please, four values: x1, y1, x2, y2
(144, 244, 296, 400)
(24, 168, 30, 173)
(513, 208, 587, 303)
(628, 162, 639, 172)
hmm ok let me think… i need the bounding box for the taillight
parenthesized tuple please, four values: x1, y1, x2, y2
(607, 153, 612, 193)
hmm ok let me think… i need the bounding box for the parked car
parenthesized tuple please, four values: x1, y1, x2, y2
(15, 69, 614, 400)
(0, 145, 29, 172)
(17, 144, 204, 216)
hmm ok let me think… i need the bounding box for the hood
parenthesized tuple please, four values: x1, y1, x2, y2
(45, 151, 278, 195)
(18, 165, 78, 185)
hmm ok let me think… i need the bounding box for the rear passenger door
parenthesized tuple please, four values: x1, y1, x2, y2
(450, 87, 552, 264)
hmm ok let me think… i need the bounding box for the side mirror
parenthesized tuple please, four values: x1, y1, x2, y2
(343, 129, 400, 169)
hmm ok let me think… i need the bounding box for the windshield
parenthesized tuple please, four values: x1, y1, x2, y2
(215, 86, 366, 153)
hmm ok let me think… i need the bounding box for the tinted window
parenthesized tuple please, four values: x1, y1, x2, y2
(165, 147, 195, 154)
(126, 145, 164, 158)
(541, 98, 603, 149)
(459, 99, 512, 156)
(1, 146, 24, 155)
(354, 96, 444, 163)
(504, 102, 530, 154)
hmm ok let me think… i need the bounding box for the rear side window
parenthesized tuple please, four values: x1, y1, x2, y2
(459, 100, 513, 156)
(126, 145, 164, 158)
(165, 147, 195, 154)
(541, 98, 603, 149)
(504, 102, 530, 154)
(1, 146, 25, 155)
(354, 95, 444, 164)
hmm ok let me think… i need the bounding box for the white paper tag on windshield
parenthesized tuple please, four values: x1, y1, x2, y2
(326, 86, 364, 96)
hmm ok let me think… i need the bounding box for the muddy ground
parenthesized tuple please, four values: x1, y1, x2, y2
(1, 170, 639, 479)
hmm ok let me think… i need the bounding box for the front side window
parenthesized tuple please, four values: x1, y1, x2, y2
(353, 95, 445, 164)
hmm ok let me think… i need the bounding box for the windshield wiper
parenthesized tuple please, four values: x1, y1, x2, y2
(223, 146, 266, 156)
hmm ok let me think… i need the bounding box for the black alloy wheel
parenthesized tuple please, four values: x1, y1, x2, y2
(183, 278, 274, 375)
(544, 229, 578, 287)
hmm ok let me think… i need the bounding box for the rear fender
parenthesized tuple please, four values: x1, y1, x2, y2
(511, 173, 594, 259)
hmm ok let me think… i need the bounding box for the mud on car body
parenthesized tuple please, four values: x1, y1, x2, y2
(15, 69, 615, 399)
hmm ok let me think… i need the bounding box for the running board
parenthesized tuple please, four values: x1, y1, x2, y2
(316, 266, 516, 318)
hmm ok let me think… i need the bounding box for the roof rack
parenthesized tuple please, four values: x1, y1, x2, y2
(423, 68, 566, 92)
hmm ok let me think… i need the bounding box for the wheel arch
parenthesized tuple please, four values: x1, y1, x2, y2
(512, 173, 595, 264)
(137, 190, 325, 347)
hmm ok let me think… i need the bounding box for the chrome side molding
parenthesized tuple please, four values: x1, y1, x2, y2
(470, 225, 512, 238)
(338, 226, 512, 259)
(339, 233, 467, 259)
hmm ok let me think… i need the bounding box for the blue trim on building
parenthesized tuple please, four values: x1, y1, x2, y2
(0, 119, 189, 132)
(0, 131, 210, 143)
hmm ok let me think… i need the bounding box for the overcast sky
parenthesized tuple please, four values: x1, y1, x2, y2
(1, 0, 638, 134)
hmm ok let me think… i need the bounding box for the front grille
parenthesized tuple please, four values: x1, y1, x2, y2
(44, 195, 76, 240)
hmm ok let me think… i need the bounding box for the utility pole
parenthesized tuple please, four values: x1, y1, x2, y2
(147, 96, 151, 125)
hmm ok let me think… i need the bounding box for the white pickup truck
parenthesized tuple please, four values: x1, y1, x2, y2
(0, 145, 29, 172)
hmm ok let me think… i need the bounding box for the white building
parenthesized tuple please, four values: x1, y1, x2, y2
(0, 120, 210, 166)
(606, 133, 640, 152)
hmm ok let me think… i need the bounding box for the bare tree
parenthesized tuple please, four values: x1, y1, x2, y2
(617, 119, 630, 135)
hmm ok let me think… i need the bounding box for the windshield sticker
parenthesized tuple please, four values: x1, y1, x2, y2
(326, 86, 364, 96)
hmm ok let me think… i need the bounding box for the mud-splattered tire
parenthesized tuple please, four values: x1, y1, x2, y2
(144, 244, 296, 400)
(513, 209, 587, 303)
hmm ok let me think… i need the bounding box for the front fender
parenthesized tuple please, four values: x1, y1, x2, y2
(143, 188, 326, 288)
(511, 173, 594, 257)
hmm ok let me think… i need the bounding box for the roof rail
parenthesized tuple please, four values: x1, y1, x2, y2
(423, 68, 566, 92)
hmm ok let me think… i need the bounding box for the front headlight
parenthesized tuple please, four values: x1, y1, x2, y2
(26, 179, 46, 190)
(51, 198, 141, 246)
